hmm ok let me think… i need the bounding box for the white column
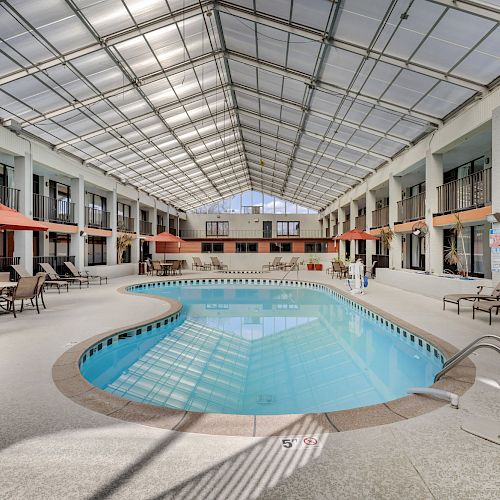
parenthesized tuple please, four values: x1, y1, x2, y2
(131, 198, 140, 263)
(151, 205, 158, 235)
(14, 154, 33, 274)
(366, 188, 376, 268)
(425, 150, 444, 274)
(389, 174, 402, 270)
(491, 107, 500, 282)
(70, 175, 85, 268)
(350, 199, 357, 258)
(338, 206, 346, 260)
(39, 176, 50, 258)
(106, 187, 117, 266)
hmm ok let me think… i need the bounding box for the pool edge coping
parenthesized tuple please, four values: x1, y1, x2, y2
(52, 276, 476, 437)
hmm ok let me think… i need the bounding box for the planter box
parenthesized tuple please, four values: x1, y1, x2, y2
(306, 263, 314, 270)
(314, 264, 323, 271)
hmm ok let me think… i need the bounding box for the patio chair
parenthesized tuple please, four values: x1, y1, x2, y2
(339, 261, 348, 278)
(3, 276, 41, 318)
(151, 261, 164, 276)
(443, 282, 500, 315)
(39, 262, 89, 289)
(64, 261, 108, 285)
(473, 300, 500, 325)
(170, 260, 182, 276)
(262, 257, 282, 271)
(35, 272, 47, 309)
(12, 264, 69, 293)
(210, 256, 228, 270)
(281, 256, 299, 271)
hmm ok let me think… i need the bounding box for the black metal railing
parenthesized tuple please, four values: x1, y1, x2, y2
(179, 229, 324, 239)
(33, 255, 75, 276)
(117, 215, 135, 232)
(140, 220, 153, 235)
(397, 192, 425, 222)
(342, 220, 350, 233)
(157, 224, 166, 234)
(372, 206, 389, 228)
(33, 194, 75, 224)
(355, 214, 366, 230)
(0, 185, 20, 210)
(373, 254, 389, 269)
(332, 224, 339, 236)
(0, 256, 20, 281)
(85, 206, 110, 229)
(437, 168, 491, 214)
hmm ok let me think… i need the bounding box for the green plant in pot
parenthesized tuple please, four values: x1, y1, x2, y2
(307, 255, 315, 271)
(452, 214, 468, 277)
(379, 226, 394, 268)
(117, 233, 134, 264)
(313, 255, 322, 271)
(444, 238, 461, 274)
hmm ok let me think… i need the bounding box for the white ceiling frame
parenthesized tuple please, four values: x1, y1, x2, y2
(217, 2, 487, 92)
(225, 51, 442, 126)
(428, 0, 500, 22)
(238, 109, 378, 172)
(232, 83, 410, 146)
(0, 0, 213, 86)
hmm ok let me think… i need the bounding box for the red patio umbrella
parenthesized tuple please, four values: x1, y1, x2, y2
(333, 228, 379, 241)
(143, 231, 185, 257)
(0, 203, 48, 231)
(333, 228, 379, 261)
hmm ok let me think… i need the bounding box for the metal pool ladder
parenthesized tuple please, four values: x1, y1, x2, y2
(434, 335, 500, 382)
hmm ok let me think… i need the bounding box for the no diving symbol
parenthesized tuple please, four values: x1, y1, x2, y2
(303, 437, 318, 446)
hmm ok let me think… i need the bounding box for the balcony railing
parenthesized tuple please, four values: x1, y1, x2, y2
(85, 207, 110, 229)
(179, 229, 324, 239)
(355, 214, 366, 230)
(117, 215, 135, 233)
(332, 224, 339, 236)
(0, 185, 20, 210)
(33, 194, 75, 224)
(397, 192, 425, 223)
(157, 224, 166, 234)
(342, 220, 350, 233)
(372, 206, 389, 228)
(0, 256, 20, 281)
(33, 255, 75, 276)
(140, 220, 153, 235)
(437, 168, 491, 214)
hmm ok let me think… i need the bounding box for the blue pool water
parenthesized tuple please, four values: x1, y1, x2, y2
(81, 282, 443, 415)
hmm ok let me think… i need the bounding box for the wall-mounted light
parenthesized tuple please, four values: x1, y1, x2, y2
(80, 230, 87, 237)
(486, 213, 500, 223)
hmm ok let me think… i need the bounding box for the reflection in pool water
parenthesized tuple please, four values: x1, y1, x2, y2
(81, 283, 443, 415)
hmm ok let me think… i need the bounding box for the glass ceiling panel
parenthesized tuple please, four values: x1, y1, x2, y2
(1, 0, 499, 211)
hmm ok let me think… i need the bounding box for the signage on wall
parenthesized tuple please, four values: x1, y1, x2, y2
(490, 229, 500, 248)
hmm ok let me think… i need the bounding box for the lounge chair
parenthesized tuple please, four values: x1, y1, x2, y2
(443, 283, 500, 315)
(3, 276, 41, 317)
(280, 256, 299, 271)
(35, 272, 47, 309)
(262, 257, 282, 271)
(64, 261, 108, 285)
(192, 257, 210, 270)
(473, 300, 500, 325)
(210, 256, 228, 270)
(11, 264, 69, 293)
(39, 262, 89, 289)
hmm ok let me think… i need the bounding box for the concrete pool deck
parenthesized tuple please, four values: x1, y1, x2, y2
(0, 271, 499, 499)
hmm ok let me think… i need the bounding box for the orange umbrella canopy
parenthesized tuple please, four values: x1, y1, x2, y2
(333, 228, 379, 241)
(143, 232, 185, 243)
(0, 203, 48, 231)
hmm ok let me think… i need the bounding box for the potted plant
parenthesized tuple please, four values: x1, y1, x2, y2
(313, 256, 322, 271)
(453, 214, 468, 278)
(379, 226, 395, 268)
(306, 255, 315, 271)
(117, 233, 134, 264)
(444, 238, 461, 274)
